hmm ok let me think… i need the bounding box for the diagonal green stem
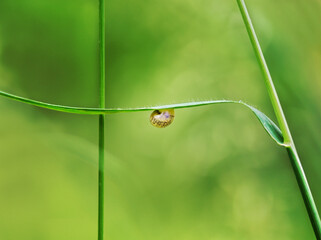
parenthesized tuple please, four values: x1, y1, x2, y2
(98, 0, 105, 239)
(236, 0, 292, 145)
(287, 147, 321, 239)
(236, 0, 321, 238)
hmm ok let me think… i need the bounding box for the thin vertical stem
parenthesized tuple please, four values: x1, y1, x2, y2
(98, 115, 105, 240)
(98, 0, 105, 239)
(236, 0, 321, 238)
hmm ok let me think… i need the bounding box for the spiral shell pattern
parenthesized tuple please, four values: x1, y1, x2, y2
(150, 109, 175, 128)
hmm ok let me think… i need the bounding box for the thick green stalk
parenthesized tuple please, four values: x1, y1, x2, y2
(98, 0, 105, 239)
(236, 0, 321, 238)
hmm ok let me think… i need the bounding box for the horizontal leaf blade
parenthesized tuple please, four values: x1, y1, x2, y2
(0, 90, 285, 146)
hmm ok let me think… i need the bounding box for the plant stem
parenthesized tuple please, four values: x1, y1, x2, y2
(236, 0, 291, 145)
(287, 147, 321, 238)
(236, 0, 321, 238)
(98, 0, 105, 239)
(98, 115, 105, 240)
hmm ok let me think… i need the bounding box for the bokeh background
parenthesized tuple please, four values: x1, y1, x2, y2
(0, 0, 320, 239)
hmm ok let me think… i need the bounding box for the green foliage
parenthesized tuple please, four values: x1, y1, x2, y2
(0, 90, 284, 145)
(0, 0, 320, 240)
(237, 0, 321, 238)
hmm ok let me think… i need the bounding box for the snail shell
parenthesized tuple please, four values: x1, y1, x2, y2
(150, 109, 175, 128)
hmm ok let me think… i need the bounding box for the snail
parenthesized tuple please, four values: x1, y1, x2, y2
(150, 109, 175, 128)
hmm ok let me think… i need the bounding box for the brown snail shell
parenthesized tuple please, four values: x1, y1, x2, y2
(150, 109, 175, 128)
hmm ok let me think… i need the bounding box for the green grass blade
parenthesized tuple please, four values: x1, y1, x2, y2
(98, 0, 105, 239)
(236, 0, 321, 238)
(243, 103, 284, 146)
(287, 147, 321, 238)
(236, 0, 292, 145)
(0, 90, 284, 145)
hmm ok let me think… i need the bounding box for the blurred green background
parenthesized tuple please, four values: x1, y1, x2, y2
(0, 0, 320, 239)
